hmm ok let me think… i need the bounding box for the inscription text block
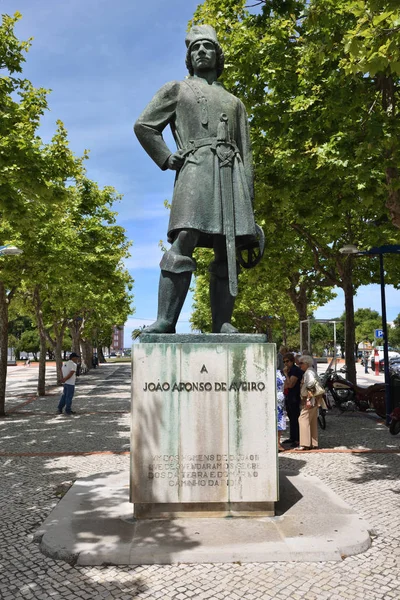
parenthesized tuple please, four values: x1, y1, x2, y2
(131, 341, 278, 507)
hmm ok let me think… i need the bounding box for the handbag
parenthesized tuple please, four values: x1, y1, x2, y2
(312, 378, 325, 397)
(301, 372, 325, 401)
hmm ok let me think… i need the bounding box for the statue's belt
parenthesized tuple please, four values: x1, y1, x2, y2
(179, 129, 241, 297)
(180, 136, 239, 161)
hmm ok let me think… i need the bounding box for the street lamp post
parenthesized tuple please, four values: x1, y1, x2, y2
(339, 244, 400, 425)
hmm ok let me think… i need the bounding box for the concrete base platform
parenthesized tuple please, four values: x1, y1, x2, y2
(34, 470, 371, 565)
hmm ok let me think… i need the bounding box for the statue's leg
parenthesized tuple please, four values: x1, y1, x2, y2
(209, 236, 239, 334)
(145, 230, 199, 334)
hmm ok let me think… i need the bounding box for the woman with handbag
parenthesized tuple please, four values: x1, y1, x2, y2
(296, 355, 324, 451)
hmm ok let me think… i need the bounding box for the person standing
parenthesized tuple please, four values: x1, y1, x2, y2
(296, 354, 322, 451)
(57, 352, 80, 415)
(282, 352, 303, 447)
(363, 350, 369, 374)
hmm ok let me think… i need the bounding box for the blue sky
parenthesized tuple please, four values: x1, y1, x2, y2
(5, 1, 399, 344)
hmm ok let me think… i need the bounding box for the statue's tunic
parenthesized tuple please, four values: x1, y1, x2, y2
(134, 76, 256, 247)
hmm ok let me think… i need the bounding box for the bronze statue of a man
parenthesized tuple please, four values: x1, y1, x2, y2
(134, 25, 259, 334)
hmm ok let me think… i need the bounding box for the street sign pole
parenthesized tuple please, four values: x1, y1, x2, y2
(379, 254, 391, 425)
(339, 244, 400, 428)
(374, 348, 380, 377)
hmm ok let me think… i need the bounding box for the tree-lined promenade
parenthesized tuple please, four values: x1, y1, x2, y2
(2, 3, 400, 418)
(0, 13, 133, 416)
(190, 0, 400, 383)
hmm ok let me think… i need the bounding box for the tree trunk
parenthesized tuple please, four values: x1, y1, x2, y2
(385, 166, 400, 229)
(97, 345, 106, 363)
(383, 74, 400, 229)
(282, 316, 287, 347)
(55, 338, 64, 385)
(0, 282, 9, 417)
(265, 319, 273, 342)
(287, 281, 309, 351)
(342, 274, 357, 384)
(37, 328, 47, 396)
(80, 338, 92, 372)
(69, 319, 81, 354)
(298, 304, 309, 353)
(33, 288, 48, 396)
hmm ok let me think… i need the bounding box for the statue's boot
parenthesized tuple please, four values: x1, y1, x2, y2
(209, 261, 239, 334)
(145, 270, 192, 334)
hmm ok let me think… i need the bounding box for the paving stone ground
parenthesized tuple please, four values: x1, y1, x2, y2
(0, 363, 399, 600)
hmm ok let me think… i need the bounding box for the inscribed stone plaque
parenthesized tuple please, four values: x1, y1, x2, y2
(131, 341, 278, 509)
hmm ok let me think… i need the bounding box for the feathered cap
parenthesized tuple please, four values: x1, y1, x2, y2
(185, 25, 220, 50)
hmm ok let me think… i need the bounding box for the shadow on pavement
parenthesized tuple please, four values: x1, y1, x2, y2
(275, 458, 306, 515)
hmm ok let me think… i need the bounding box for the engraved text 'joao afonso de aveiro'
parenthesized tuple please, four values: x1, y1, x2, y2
(143, 380, 266, 392)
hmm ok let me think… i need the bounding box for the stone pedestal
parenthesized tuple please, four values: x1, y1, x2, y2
(131, 334, 278, 518)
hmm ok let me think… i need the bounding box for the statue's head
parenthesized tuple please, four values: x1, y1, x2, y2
(185, 25, 225, 78)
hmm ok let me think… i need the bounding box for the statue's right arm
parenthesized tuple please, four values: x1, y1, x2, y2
(134, 81, 180, 171)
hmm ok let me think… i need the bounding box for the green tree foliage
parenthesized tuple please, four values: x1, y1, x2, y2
(0, 12, 85, 414)
(191, 247, 300, 339)
(191, 0, 400, 381)
(0, 13, 84, 221)
(191, 242, 334, 348)
(354, 307, 382, 348)
(0, 13, 134, 410)
(389, 312, 400, 348)
(17, 329, 40, 358)
(8, 312, 35, 359)
(21, 178, 133, 384)
(308, 320, 333, 356)
(331, 308, 382, 355)
(8, 314, 34, 337)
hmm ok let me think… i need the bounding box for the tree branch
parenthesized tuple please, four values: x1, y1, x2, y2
(290, 222, 339, 287)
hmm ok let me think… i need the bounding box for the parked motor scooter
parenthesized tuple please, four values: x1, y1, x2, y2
(389, 408, 400, 435)
(320, 367, 385, 415)
(389, 359, 400, 435)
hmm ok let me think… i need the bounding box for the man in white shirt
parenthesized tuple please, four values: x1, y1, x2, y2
(57, 353, 80, 415)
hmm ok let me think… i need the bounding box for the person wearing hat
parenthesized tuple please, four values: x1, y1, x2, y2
(134, 25, 257, 334)
(57, 352, 80, 415)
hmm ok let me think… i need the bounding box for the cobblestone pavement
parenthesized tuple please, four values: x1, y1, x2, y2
(1, 363, 399, 600)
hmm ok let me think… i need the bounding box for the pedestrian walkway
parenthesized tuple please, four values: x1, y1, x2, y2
(316, 360, 385, 387)
(1, 363, 399, 599)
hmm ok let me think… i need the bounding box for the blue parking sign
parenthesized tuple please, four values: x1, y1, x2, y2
(375, 329, 384, 339)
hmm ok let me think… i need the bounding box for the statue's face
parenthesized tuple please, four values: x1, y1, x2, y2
(190, 39, 216, 74)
